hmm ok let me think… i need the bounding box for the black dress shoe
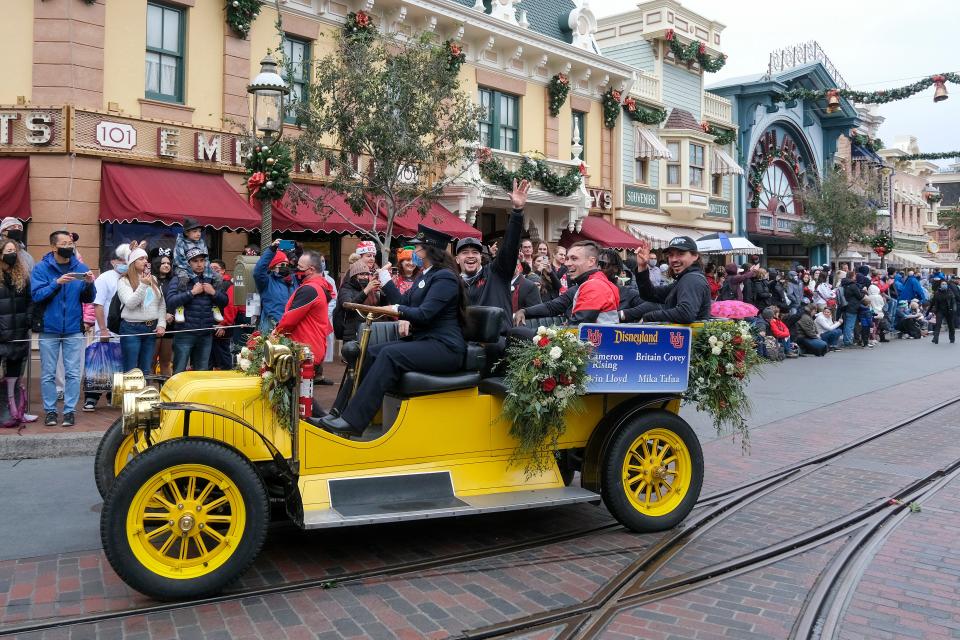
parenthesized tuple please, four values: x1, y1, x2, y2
(318, 414, 364, 437)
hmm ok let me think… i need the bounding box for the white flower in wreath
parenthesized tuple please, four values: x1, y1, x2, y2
(532, 336, 543, 345)
(546, 328, 557, 338)
(708, 336, 718, 345)
(537, 326, 548, 336)
(725, 362, 735, 374)
(711, 346, 722, 356)
(238, 357, 252, 371)
(549, 346, 562, 360)
(715, 341, 724, 349)
(722, 332, 731, 341)
(240, 347, 251, 359)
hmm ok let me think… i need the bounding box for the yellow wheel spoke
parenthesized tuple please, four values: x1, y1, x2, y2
(157, 532, 177, 556)
(644, 483, 653, 503)
(193, 534, 209, 557)
(186, 476, 197, 502)
(204, 527, 226, 543)
(204, 514, 233, 524)
(178, 537, 190, 561)
(142, 512, 171, 521)
(151, 493, 176, 511)
(195, 481, 216, 505)
(662, 455, 678, 465)
(640, 440, 651, 459)
(145, 524, 172, 540)
(166, 480, 184, 505)
(203, 496, 229, 513)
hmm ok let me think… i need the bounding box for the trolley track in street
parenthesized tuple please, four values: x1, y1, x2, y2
(3, 396, 960, 638)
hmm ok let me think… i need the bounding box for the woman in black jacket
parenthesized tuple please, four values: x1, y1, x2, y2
(0, 240, 36, 424)
(151, 253, 175, 376)
(333, 261, 386, 342)
(931, 280, 956, 344)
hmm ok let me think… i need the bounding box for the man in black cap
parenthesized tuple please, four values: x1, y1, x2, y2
(455, 178, 529, 333)
(620, 236, 711, 324)
(319, 224, 467, 437)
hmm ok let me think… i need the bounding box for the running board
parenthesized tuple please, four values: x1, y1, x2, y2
(302, 487, 602, 529)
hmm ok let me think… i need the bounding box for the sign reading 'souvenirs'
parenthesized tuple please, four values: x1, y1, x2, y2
(0, 107, 68, 152)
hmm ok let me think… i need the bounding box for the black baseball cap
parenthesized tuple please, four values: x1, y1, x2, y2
(455, 237, 484, 254)
(664, 236, 698, 253)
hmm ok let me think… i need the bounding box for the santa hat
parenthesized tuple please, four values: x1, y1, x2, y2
(269, 250, 289, 269)
(355, 241, 377, 256)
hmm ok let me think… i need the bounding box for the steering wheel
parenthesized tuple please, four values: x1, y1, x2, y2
(343, 302, 401, 319)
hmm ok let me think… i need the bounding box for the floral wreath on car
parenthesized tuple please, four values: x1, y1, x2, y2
(476, 147, 585, 198)
(684, 320, 762, 449)
(501, 326, 594, 475)
(237, 332, 306, 430)
(245, 140, 293, 202)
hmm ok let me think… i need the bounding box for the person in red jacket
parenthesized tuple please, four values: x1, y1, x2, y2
(761, 306, 797, 357)
(274, 251, 334, 365)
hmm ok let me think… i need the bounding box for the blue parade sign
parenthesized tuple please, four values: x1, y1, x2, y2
(578, 324, 692, 394)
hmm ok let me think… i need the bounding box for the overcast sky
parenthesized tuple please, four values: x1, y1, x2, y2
(594, 0, 960, 169)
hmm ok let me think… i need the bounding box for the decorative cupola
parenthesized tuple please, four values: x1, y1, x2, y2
(563, 2, 599, 52)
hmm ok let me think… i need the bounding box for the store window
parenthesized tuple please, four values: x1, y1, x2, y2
(145, 2, 185, 103)
(712, 174, 723, 196)
(572, 111, 586, 160)
(281, 36, 310, 124)
(689, 143, 704, 189)
(479, 88, 519, 152)
(635, 158, 649, 185)
(666, 141, 680, 185)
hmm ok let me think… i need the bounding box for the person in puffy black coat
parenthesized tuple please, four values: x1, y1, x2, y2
(333, 261, 386, 342)
(931, 280, 956, 344)
(0, 240, 36, 423)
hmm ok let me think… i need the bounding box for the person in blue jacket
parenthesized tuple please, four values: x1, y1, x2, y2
(897, 270, 927, 303)
(165, 247, 229, 373)
(31, 230, 96, 427)
(319, 225, 466, 437)
(253, 244, 297, 333)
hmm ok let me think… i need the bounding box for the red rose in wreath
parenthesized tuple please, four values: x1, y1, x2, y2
(532, 358, 543, 368)
(732, 335, 743, 345)
(734, 350, 745, 363)
(537, 336, 550, 347)
(541, 377, 557, 393)
(251, 331, 261, 338)
(355, 11, 370, 27)
(246, 339, 257, 348)
(559, 374, 571, 386)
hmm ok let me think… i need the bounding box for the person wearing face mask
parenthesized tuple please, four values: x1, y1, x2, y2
(274, 251, 334, 367)
(0, 239, 38, 425)
(333, 260, 386, 342)
(31, 230, 96, 427)
(252, 240, 298, 333)
(0, 218, 34, 273)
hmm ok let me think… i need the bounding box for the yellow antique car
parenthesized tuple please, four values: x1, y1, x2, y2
(98, 306, 704, 600)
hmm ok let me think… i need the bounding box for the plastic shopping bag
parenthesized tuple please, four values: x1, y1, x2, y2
(84, 342, 123, 393)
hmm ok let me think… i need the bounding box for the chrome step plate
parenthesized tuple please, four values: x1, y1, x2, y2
(302, 486, 602, 529)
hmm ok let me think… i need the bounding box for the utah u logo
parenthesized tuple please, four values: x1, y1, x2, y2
(670, 331, 685, 349)
(586, 328, 602, 347)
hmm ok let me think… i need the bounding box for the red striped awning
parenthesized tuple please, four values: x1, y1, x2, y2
(99, 163, 260, 230)
(0, 158, 31, 221)
(560, 215, 643, 250)
(271, 184, 387, 235)
(388, 201, 481, 240)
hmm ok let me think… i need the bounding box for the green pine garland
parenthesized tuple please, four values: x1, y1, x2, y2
(477, 148, 584, 197)
(602, 88, 622, 129)
(868, 229, 895, 256)
(623, 97, 667, 125)
(444, 40, 466, 74)
(899, 151, 960, 161)
(547, 73, 571, 118)
(664, 29, 727, 73)
(701, 122, 735, 146)
(748, 149, 804, 209)
(777, 72, 960, 104)
(245, 140, 292, 202)
(851, 133, 883, 153)
(225, 0, 262, 38)
(344, 10, 376, 42)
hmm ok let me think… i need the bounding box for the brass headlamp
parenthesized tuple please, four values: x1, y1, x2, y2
(112, 369, 162, 431)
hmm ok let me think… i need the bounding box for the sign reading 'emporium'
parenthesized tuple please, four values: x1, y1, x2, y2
(623, 185, 659, 210)
(578, 324, 692, 394)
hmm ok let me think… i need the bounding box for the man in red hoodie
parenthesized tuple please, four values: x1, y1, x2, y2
(274, 251, 334, 363)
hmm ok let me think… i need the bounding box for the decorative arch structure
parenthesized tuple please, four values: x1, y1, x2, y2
(746, 122, 819, 237)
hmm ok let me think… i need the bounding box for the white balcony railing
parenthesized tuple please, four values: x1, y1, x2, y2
(489, 149, 584, 177)
(636, 71, 661, 103)
(703, 92, 733, 125)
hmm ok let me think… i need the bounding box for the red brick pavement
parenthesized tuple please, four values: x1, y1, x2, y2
(3, 366, 960, 638)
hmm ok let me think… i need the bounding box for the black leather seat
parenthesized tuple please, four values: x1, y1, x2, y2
(478, 376, 508, 397)
(340, 322, 400, 367)
(395, 306, 506, 396)
(523, 315, 567, 330)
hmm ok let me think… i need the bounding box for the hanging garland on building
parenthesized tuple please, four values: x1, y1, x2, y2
(850, 133, 883, 153)
(623, 97, 667, 125)
(602, 88, 622, 129)
(547, 73, 571, 118)
(700, 121, 735, 146)
(898, 151, 960, 161)
(344, 10, 376, 41)
(664, 30, 727, 73)
(225, 0, 263, 38)
(444, 40, 466, 74)
(868, 229, 895, 257)
(245, 140, 293, 202)
(776, 73, 959, 104)
(477, 148, 584, 197)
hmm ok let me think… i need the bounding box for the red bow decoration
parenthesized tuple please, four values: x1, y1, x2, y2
(578, 163, 588, 176)
(665, 29, 675, 41)
(874, 247, 886, 257)
(247, 171, 266, 204)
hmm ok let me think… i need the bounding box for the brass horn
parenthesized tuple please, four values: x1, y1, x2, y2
(265, 341, 296, 383)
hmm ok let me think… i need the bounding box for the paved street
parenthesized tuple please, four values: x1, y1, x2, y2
(0, 339, 959, 638)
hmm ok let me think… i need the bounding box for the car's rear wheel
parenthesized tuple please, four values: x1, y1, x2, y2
(601, 410, 703, 532)
(101, 439, 269, 600)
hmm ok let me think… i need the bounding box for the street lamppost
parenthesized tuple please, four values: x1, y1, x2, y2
(879, 163, 894, 270)
(248, 53, 289, 252)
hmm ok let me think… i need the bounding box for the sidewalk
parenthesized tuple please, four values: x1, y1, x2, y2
(0, 356, 346, 460)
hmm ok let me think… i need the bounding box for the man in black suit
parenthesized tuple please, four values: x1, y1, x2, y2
(511, 262, 542, 313)
(319, 225, 466, 437)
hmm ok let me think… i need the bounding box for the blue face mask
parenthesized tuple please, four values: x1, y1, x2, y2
(411, 251, 424, 268)
(116, 264, 128, 274)
(319, 260, 326, 274)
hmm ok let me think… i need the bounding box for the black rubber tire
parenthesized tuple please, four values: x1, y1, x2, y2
(93, 417, 127, 500)
(600, 410, 703, 533)
(101, 439, 270, 601)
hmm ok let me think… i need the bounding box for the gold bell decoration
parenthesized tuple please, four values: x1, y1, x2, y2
(932, 75, 948, 103)
(825, 89, 841, 115)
